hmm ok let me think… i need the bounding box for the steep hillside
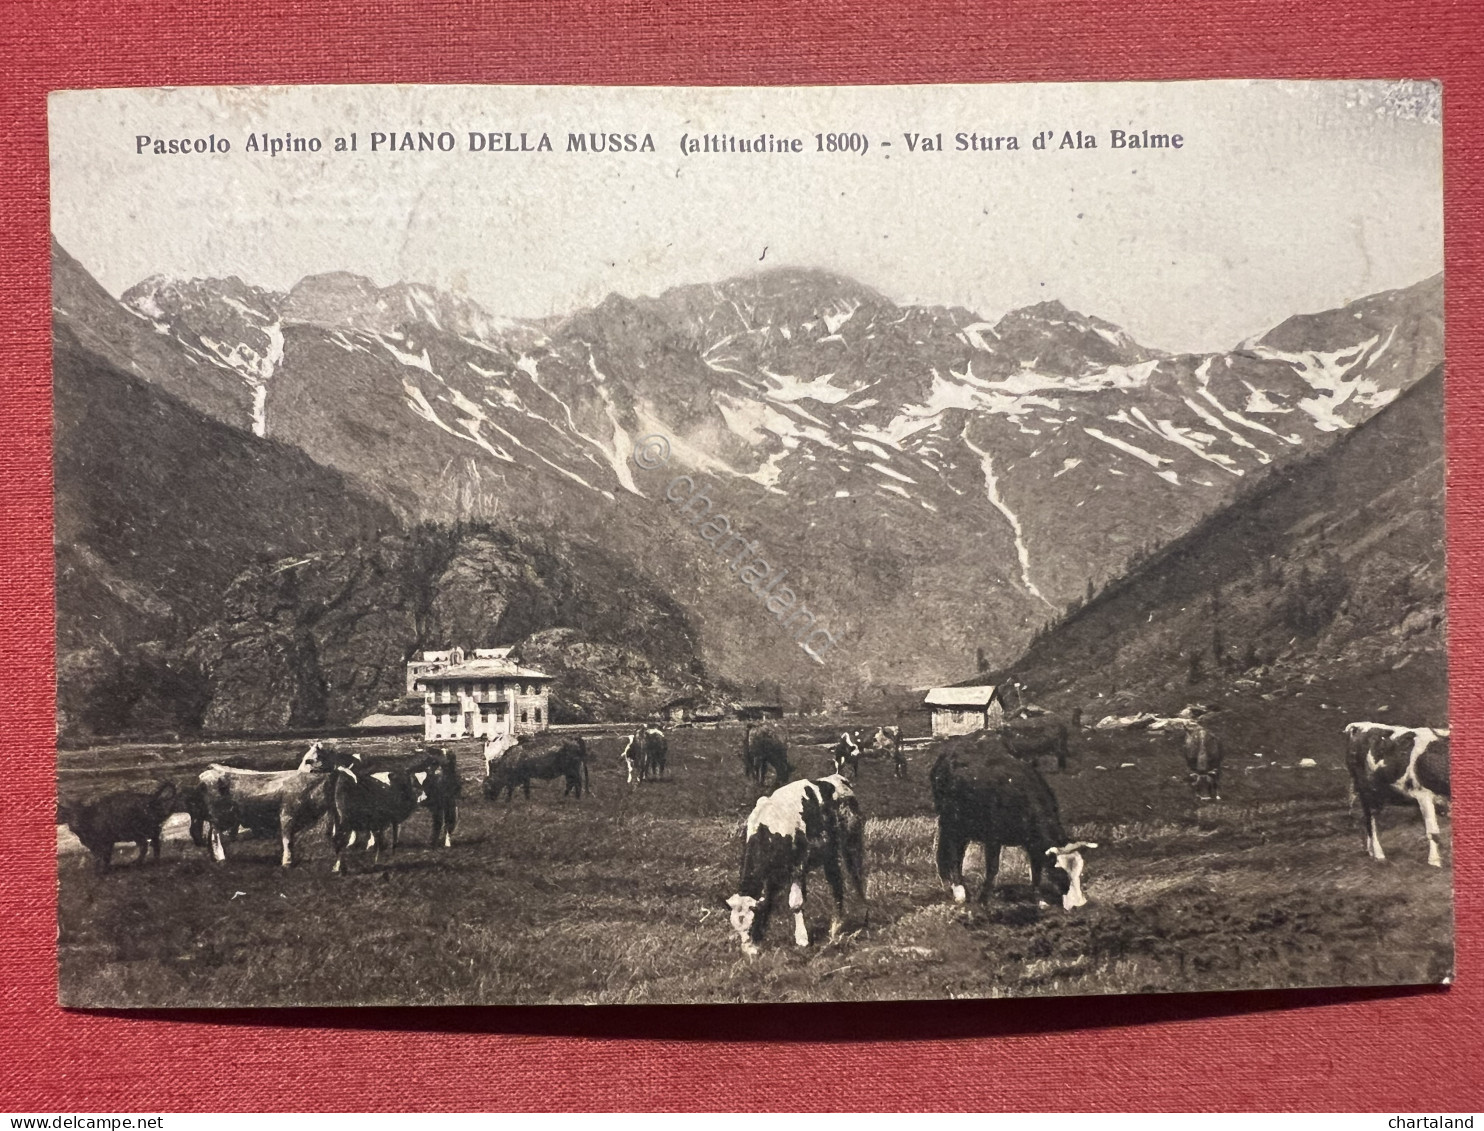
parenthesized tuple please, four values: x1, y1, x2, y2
(1005, 365, 1447, 753)
(54, 324, 399, 734)
(52, 240, 260, 430)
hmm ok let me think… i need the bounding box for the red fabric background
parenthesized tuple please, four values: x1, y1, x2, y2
(3, 0, 1481, 1112)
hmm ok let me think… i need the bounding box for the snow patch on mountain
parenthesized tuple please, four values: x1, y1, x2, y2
(761, 369, 855, 404)
(1084, 426, 1173, 472)
(962, 427, 1052, 608)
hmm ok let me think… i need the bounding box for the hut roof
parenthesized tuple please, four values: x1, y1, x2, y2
(924, 684, 1001, 708)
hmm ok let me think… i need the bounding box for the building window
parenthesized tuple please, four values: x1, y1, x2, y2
(521, 709, 528, 723)
(534, 708, 542, 723)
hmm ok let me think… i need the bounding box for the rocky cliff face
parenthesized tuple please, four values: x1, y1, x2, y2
(186, 526, 707, 733)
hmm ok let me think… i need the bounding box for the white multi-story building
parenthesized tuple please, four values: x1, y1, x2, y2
(409, 648, 554, 741)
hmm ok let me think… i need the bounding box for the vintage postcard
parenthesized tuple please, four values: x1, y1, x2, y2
(50, 81, 1448, 1007)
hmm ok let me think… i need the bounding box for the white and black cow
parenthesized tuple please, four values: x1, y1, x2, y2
(1344, 722, 1451, 867)
(929, 735, 1096, 910)
(621, 726, 669, 783)
(725, 775, 867, 956)
(318, 747, 430, 873)
(830, 731, 862, 779)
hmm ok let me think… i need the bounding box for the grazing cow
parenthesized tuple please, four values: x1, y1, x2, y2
(830, 731, 862, 779)
(58, 781, 177, 872)
(929, 735, 1097, 910)
(1179, 722, 1224, 800)
(197, 742, 335, 867)
(621, 726, 669, 783)
(869, 726, 908, 778)
(484, 731, 518, 779)
(1344, 722, 1451, 867)
(742, 723, 791, 787)
(318, 748, 429, 873)
(725, 775, 867, 956)
(998, 710, 1070, 772)
(483, 737, 591, 801)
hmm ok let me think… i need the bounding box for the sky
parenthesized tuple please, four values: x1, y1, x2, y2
(49, 80, 1442, 354)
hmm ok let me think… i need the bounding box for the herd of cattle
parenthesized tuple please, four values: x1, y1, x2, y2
(57, 711, 1453, 956)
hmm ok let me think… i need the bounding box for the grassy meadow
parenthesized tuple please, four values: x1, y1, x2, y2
(56, 719, 1454, 1007)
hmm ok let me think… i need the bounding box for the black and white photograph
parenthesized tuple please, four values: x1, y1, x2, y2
(50, 80, 1449, 1007)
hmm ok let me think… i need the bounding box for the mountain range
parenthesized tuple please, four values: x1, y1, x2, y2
(51, 237, 1444, 731)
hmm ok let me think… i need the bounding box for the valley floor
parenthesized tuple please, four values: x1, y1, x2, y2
(56, 722, 1453, 1007)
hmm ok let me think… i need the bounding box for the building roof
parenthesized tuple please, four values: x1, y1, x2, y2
(924, 684, 1002, 708)
(416, 659, 553, 683)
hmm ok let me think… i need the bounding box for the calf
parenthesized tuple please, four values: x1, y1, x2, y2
(483, 737, 590, 801)
(198, 742, 334, 867)
(1180, 722, 1224, 800)
(1344, 722, 1451, 867)
(742, 723, 791, 787)
(830, 731, 862, 779)
(621, 726, 669, 783)
(58, 781, 177, 872)
(929, 735, 1097, 910)
(320, 749, 429, 873)
(725, 774, 867, 956)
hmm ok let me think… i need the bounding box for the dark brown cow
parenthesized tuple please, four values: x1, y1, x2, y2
(484, 737, 591, 801)
(318, 748, 429, 873)
(998, 710, 1070, 772)
(1344, 722, 1451, 867)
(742, 723, 791, 787)
(929, 735, 1096, 910)
(58, 782, 178, 872)
(407, 746, 461, 847)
